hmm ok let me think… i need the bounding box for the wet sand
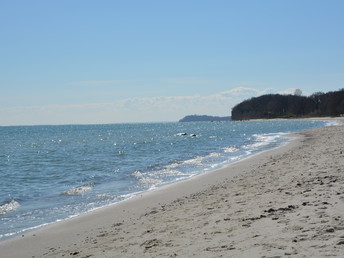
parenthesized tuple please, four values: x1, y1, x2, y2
(1, 123, 344, 257)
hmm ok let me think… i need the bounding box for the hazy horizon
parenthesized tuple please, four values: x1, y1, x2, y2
(1, 1, 343, 126)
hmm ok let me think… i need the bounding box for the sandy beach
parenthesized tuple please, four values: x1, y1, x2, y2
(1, 122, 344, 257)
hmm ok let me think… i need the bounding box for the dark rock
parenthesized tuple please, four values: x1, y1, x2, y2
(265, 208, 276, 213)
(326, 228, 335, 233)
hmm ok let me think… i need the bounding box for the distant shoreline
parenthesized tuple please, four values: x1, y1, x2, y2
(179, 115, 231, 122)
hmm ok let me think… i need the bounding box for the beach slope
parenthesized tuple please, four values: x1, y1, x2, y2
(1, 125, 344, 257)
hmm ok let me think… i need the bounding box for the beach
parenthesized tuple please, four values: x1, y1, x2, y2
(1, 123, 344, 257)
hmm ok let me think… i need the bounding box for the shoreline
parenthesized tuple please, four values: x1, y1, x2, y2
(1, 123, 344, 257)
(0, 120, 303, 241)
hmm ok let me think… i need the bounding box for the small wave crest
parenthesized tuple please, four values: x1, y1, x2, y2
(129, 170, 163, 189)
(223, 146, 238, 153)
(63, 184, 94, 195)
(240, 133, 287, 157)
(325, 120, 342, 126)
(129, 152, 225, 190)
(130, 170, 143, 178)
(248, 133, 284, 148)
(0, 200, 20, 215)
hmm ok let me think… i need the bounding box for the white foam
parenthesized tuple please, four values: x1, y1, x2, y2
(63, 184, 94, 195)
(325, 120, 342, 126)
(223, 147, 238, 153)
(130, 170, 143, 178)
(247, 133, 285, 149)
(183, 156, 204, 166)
(208, 152, 221, 157)
(165, 162, 181, 170)
(176, 132, 188, 136)
(0, 200, 20, 215)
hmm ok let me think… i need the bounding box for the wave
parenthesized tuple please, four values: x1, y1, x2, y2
(63, 184, 94, 195)
(127, 133, 289, 192)
(0, 200, 20, 215)
(129, 170, 163, 190)
(129, 151, 227, 189)
(325, 120, 342, 126)
(246, 133, 285, 149)
(223, 146, 238, 153)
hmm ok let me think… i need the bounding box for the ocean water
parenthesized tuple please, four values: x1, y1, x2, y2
(0, 120, 335, 240)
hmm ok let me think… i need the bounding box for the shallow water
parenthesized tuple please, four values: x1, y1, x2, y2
(0, 120, 334, 240)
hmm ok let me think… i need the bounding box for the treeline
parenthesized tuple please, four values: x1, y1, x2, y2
(231, 89, 344, 120)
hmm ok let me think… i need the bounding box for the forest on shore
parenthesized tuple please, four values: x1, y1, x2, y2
(231, 89, 344, 120)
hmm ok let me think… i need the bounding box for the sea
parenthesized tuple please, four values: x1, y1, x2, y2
(0, 120, 337, 240)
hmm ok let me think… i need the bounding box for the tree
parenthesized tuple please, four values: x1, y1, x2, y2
(294, 89, 302, 96)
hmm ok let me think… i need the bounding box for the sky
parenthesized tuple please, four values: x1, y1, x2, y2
(1, 0, 344, 126)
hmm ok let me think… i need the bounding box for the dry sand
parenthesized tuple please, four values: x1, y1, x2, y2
(1, 123, 344, 257)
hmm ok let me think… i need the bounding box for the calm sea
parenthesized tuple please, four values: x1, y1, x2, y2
(0, 120, 335, 240)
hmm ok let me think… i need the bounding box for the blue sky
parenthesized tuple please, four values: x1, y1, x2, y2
(1, 0, 343, 125)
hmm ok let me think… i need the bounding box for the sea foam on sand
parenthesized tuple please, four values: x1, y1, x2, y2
(1, 122, 344, 257)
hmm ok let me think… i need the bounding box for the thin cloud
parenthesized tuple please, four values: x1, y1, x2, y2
(114, 87, 274, 116)
(0, 87, 276, 125)
(213, 87, 273, 97)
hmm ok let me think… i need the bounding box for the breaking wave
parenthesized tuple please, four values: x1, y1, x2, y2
(0, 200, 20, 215)
(63, 184, 94, 195)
